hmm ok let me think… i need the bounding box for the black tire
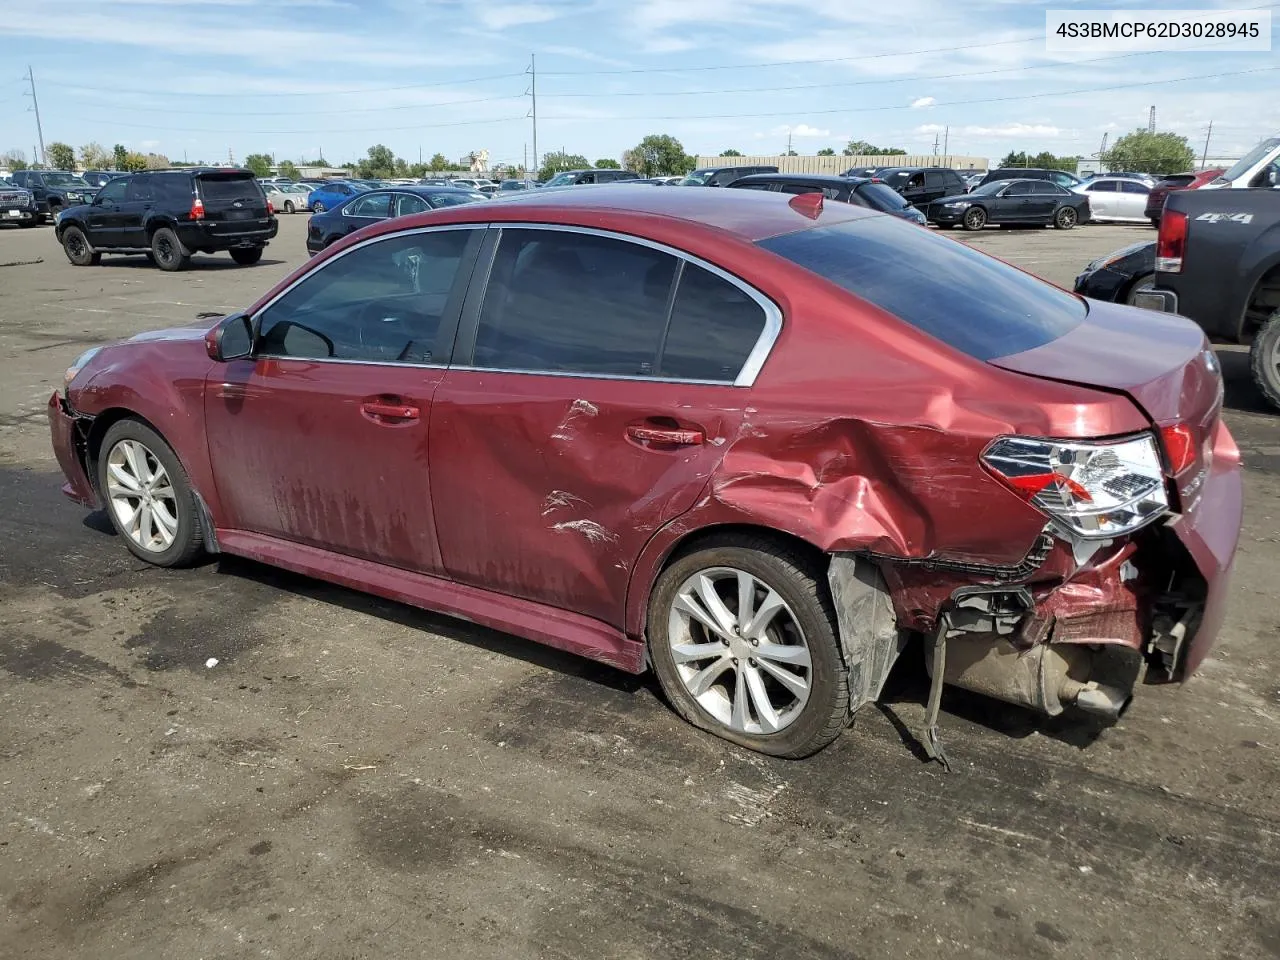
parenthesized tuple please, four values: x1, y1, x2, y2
(284, 200, 295, 214)
(230, 246, 263, 266)
(647, 535, 849, 758)
(61, 226, 100, 266)
(1124, 273, 1156, 306)
(1053, 206, 1078, 230)
(312, 201, 325, 213)
(1249, 311, 1280, 412)
(962, 206, 986, 231)
(150, 226, 189, 272)
(1149, 217, 1161, 229)
(96, 419, 204, 568)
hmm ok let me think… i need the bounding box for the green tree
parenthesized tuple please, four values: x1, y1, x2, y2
(997, 150, 1079, 172)
(1101, 129, 1195, 175)
(428, 152, 449, 172)
(120, 151, 148, 172)
(356, 144, 398, 179)
(144, 152, 171, 170)
(594, 157, 620, 168)
(79, 142, 111, 169)
(627, 134, 693, 177)
(538, 150, 590, 181)
(242, 153, 273, 177)
(719, 148, 742, 157)
(276, 160, 301, 181)
(842, 139, 907, 157)
(112, 144, 129, 169)
(46, 142, 75, 170)
(1, 148, 26, 168)
(816, 147, 836, 156)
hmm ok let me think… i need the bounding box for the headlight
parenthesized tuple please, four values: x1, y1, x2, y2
(946, 201, 971, 209)
(63, 347, 103, 397)
(982, 433, 1169, 539)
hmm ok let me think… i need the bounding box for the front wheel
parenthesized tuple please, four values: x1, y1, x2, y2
(962, 207, 986, 231)
(61, 226, 100, 266)
(647, 536, 849, 758)
(312, 201, 325, 213)
(1249, 311, 1280, 412)
(150, 227, 189, 272)
(96, 419, 204, 567)
(1054, 206, 1078, 230)
(230, 246, 263, 266)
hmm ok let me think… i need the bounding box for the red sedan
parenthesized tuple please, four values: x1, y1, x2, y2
(1144, 168, 1225, 226)
(49, 185, 1243, 759)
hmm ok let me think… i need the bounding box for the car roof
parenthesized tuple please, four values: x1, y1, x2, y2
(357, 182, 875, 244)
(734, 173, 873, 187)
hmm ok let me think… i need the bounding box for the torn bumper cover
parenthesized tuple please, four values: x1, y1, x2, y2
(48, 392, 96, 508)
(825, 427, 1243, 726)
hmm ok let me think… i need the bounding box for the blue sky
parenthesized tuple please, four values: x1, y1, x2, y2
(0, 0, 1276, 170)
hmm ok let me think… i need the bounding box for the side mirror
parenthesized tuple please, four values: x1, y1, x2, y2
(205, 312, 253, 362)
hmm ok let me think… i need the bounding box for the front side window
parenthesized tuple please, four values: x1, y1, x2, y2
(759, 217, 1085, 361)
(256, 230, 473, 364)
(95, 178, 128, 203)
(346, 192, 392, 218)
(544, 172, 578, 188)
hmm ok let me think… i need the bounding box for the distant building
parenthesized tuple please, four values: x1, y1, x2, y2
(693, 153, 988, 175)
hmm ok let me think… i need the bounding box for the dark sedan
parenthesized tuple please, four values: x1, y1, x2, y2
(926, 179, 1089, 231)
(305, 185, 485, 255)
(1073, 240, 1157, 305)
(728, 173, 927, 224)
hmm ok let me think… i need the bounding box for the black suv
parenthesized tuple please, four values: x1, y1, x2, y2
(54, 168, 278, 271)
(9, 170, 98, 222)
(978, 167, 1081, 189)
(869, 167, 969, 206)
(542, 168, 640, 186)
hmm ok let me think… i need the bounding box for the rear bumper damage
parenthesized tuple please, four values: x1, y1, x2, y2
(827, 422, 1243, 741)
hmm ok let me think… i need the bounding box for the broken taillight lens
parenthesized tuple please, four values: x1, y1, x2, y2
(982, 434, 1169, 539)
(1156, 209, 1186, 272)
(1160, 423, 1197, 475)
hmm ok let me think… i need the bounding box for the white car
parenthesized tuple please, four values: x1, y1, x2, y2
(1071, 176, 1151, 223)
(262, 182, 309, 214)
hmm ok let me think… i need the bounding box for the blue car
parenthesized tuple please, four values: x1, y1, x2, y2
(306, 180, 368, 213)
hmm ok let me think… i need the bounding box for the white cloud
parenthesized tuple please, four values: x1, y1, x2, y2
(479, 4, 559, 30)
(910, 96, 936, 108)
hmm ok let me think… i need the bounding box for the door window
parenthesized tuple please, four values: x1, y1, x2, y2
(659, 264, 768, 382)
(1088, 180, 1118, 192)
(780, 182, 824, 195)
(577, 172, 597, 184)
(734, 181, 776, 191)
(1120, 180, 1150, 194)
(396, 193, 431, 216)
(95, 178, 128, 203)
(151, 173, 192, 203)
(473, 229, 676, 376)
(346, 192, 392, 218)
(125, 176, 154, 202)
(924, 171, 946, 189)
(1030, 182, 1065, 195)
(256, 230, 473, 364)
(1005, 181, 1036, 196)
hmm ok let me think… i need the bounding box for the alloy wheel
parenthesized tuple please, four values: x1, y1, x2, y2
(667, 566, 813, 734)
(66, 232, 86, 259)
(313, 202, 325, 213)
(1058, 207, 1077, 228)
(964, 208, 985, 230)
(105, 439, 179, 553)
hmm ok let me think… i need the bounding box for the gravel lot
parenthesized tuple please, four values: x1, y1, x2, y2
(2, 215, 1278, 960)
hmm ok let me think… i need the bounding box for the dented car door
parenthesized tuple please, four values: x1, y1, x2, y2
(429, 226, 777, 628)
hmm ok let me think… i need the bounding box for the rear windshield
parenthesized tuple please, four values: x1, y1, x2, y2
(856, 182, 911, 211)
(197, 175, 263, 200)
(758, 218, 1086, 361)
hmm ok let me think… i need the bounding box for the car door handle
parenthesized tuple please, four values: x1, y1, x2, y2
(626, 423, 704, 446)
(361, 398, 420, 422)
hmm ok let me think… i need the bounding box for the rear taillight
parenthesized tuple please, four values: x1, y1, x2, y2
(982, 434, 1169, 539)
(1160, 423, 1197, 475)
(1156, 209, 1187, 272)
(267, 200, 275, 215)
(190, 197, 205, 220)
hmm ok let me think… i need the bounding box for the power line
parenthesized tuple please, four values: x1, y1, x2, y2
(66, 92, 526, 117)
(60, 114, 530, 136)
(37, 71, 527, 99)
(538, 64, 1280, 122)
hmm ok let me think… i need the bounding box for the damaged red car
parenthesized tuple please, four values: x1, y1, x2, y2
(49, 185, 1242, 759)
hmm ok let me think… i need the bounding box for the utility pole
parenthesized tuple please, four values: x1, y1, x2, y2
(1201, 120, 1213, 170)
(527, 54, 539, 177)
(932, 130, 939, 155)
(24, 66, 46, 167)
(1148, 105, 1156, 133)
(943, 125, 949, 158)
(523, 143, 528, 176)
(786, 129, 792, 155)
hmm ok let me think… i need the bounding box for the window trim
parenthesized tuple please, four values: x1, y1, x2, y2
(247, 223, 486, 369)
(451, 223, 783, 388)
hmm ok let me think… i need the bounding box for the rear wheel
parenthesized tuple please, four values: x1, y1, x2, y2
(150, 227, 189, 272)
(283, 200, 295, 214)
(647, 536, 849, 758)
(1249, 311, 1280, 412)
(96, 419, 204, 567)
(1125, 273, 1156, 306)
(1054, 205, 1078, 230)
(61, 226, 100, 266)
(962, 207, 986, 231)
(312, 201, 325, 213)
(230, 246, 264, 266)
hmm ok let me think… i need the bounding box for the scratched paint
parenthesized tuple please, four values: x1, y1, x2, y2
(552, 519, 619, 545)
(550, 399, 600, 442)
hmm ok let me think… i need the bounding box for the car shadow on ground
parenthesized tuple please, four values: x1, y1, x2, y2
(1217, 346, 1273, 414)
(93, 256, 288, 271)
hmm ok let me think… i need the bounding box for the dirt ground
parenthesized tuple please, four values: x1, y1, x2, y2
(1, 215, 1278, 960)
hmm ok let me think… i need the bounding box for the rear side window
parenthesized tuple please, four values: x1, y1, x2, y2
(1120, 180, 1150, 194)
(152, 173, 192, 204)
(660, 264, 767, 381)
(125, 176, 154, 202)
(198, 176, 261, 201)
(758, 218, 1085, 361)
(1030, 182, 1065, 195)
(1089, 180, 1118, 192)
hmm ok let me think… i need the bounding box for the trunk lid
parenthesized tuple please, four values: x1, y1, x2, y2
(989, 299, 1222, 499)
